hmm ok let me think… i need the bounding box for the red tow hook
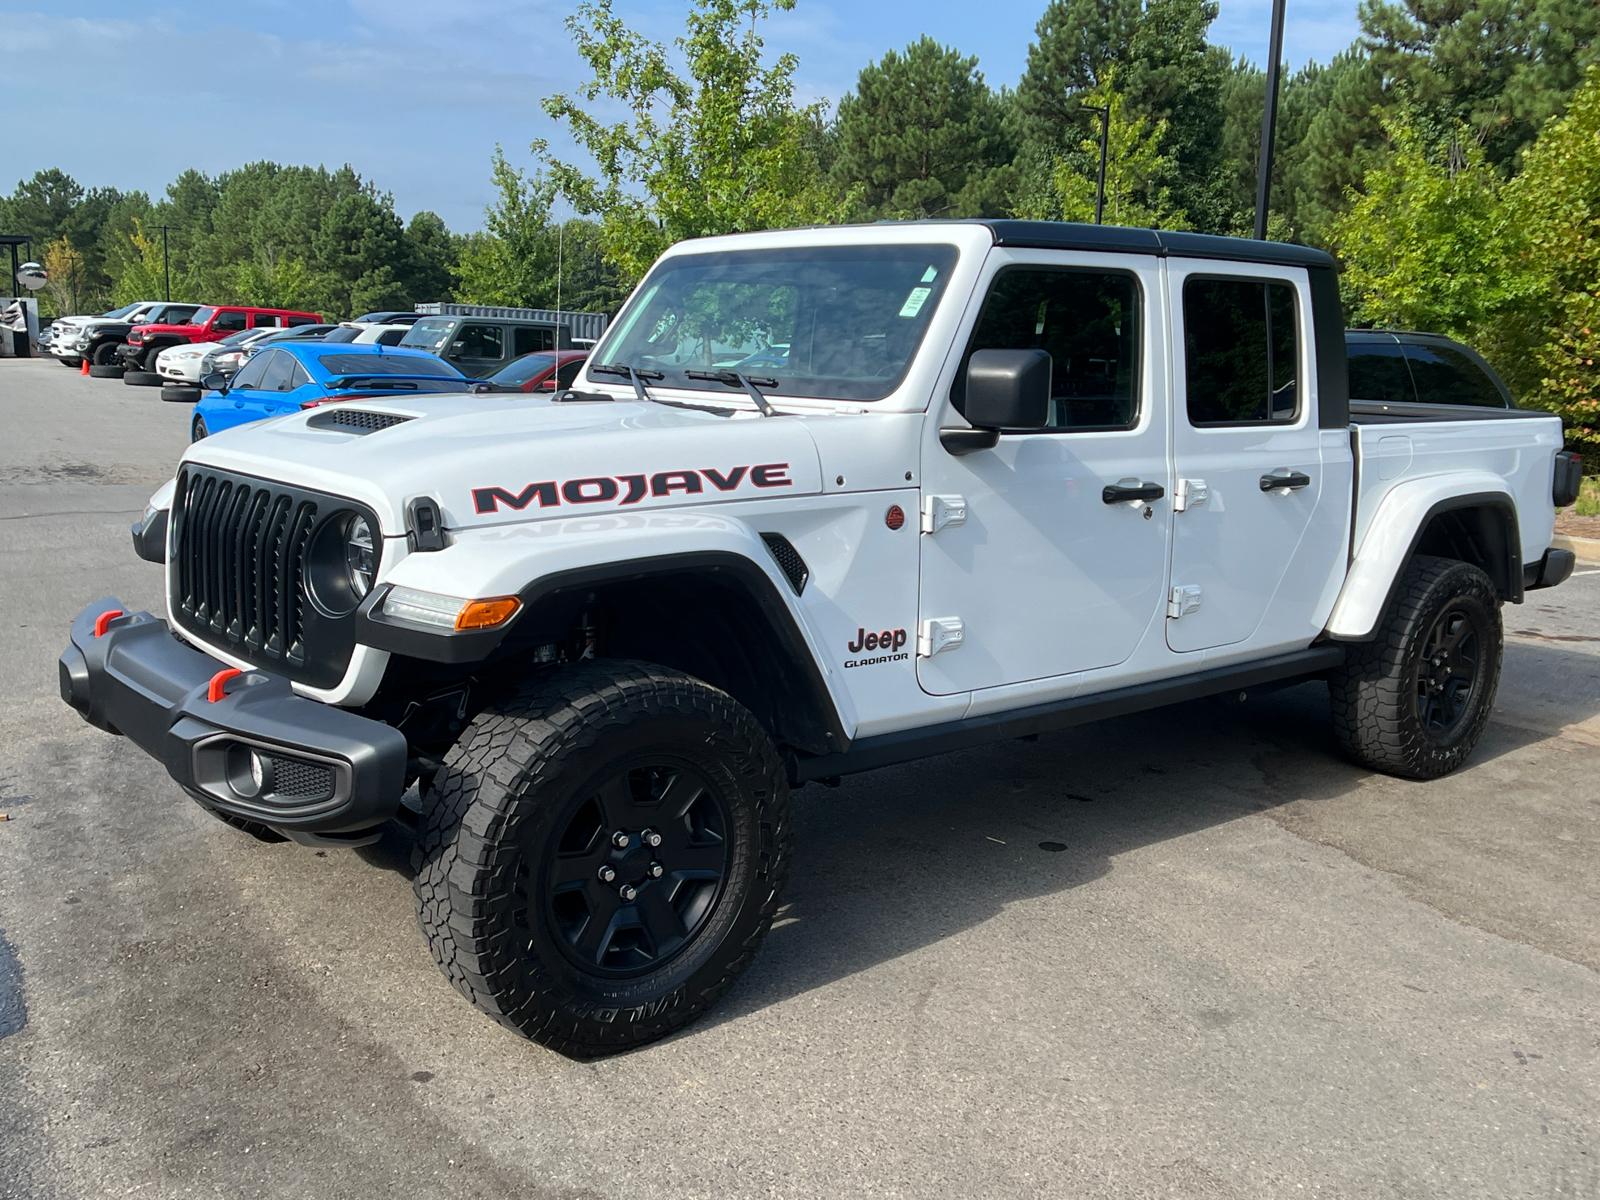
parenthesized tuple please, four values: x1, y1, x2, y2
(93, 610, 125, 638)
(207, 668, 243, 703)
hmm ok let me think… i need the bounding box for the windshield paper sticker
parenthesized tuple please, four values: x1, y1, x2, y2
(898, 287, 932, 318)
(473, 463, 791, 514)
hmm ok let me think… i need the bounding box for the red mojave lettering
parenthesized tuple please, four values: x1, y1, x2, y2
(473, 464, 790, 514)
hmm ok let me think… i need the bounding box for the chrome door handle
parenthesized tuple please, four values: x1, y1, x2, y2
(1260, 471, 1311, 492)
(1102, 481, 1165, 504)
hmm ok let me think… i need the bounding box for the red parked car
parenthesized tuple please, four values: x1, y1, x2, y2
(479, 349, 589, 393)
(116, 305, 323, 375)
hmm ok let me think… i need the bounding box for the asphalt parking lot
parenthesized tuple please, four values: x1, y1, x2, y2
(1, 354, 1597, 1199)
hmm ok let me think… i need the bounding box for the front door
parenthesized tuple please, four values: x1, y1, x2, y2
(449, 322, 506, 378)
(1164, 262, 1334, 654)
(917, 250, 1171, 696)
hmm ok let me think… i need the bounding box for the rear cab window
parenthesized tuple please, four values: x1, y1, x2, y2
(1347, 338, 1415, 404)
(1183, 277, 1299, 424)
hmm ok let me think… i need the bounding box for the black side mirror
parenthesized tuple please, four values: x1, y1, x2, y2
(201, 372, 229, 393)
(965, 349, 1051, 429)
(943, 349, 1052, 454)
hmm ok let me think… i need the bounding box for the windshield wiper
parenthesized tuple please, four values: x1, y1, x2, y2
(683, 370, 779, 417)
(589, 363, 734, 417)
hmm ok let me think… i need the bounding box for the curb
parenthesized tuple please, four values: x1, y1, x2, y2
(1552, 534, 1600, 566)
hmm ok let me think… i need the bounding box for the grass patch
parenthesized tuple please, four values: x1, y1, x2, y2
(1576, 476, 1600, 517)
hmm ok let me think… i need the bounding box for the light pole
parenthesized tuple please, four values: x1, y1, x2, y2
(1083, 105, 1111, 225)
(1254, 0, 1288, 240)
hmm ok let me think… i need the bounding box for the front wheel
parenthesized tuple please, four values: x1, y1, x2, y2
(92, 341, 121, 367)
(1329, 554, 1503, 779)
(191, 416, 208, 441)
(413, 661, 792, 1058)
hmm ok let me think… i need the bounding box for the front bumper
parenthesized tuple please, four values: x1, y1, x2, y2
(59, 598, 408, 837)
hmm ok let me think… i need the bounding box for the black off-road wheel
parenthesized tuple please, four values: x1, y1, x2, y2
(190, 416, 208, 441)
(413, 661, 792, 1058)
(1329, 554, 1503, 779)
(92, 342, 121, 367)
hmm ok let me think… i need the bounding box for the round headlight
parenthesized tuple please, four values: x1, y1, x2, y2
(345, 515, 376, 599)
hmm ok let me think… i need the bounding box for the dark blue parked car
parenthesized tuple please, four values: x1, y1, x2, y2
(191, 343, 471, 440)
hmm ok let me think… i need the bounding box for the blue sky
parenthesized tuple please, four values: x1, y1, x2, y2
(0, 0, 1360, 233)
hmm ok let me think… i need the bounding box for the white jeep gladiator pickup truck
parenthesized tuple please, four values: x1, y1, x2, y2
(61, 220, 1583, 1057)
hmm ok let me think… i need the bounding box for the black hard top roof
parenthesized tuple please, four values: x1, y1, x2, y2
(971, 220, 1335, 270)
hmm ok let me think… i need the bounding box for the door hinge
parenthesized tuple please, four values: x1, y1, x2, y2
(1168, 584, 1202, 619)
(920, 494, 967, 534)
(1173, 478, 1209, 512)
(918, 616, 965, 657)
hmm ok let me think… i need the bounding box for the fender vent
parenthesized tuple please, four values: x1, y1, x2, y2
(760, 533, 809, 595)
(306, 408, 413, 434)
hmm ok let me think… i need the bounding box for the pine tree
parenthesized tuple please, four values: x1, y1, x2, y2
(829, 37, 1014, 221)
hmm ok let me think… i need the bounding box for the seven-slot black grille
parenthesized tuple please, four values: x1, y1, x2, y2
(171, 465, 372, 688)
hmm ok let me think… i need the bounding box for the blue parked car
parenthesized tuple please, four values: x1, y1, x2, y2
(191, 343, 471, 440)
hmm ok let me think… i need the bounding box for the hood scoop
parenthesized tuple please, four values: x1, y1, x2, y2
(306, 408, 414, 435)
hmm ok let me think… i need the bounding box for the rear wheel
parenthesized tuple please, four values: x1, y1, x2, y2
(1329, 554, 1503, 779)
(413, 661, 792, 1058)
(191, 416, 208, 441)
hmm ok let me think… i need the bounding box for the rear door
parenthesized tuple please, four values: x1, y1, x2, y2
(916, 248, 1170, 695)
(448, 322, 506, 377)
(1165, 262, 1341, 654)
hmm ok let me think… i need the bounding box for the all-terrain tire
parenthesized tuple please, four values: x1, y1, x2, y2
(123, 369, 162, 387)
(413, 660, 792, 1058)
(91, 342, 121, 367)
(88, 364, 125, 378)
(161, 383, 199, 403)
(1329, 554, 1503, 780)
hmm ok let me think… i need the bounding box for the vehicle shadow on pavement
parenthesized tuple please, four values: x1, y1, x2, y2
(703, 638, 1600, 1027)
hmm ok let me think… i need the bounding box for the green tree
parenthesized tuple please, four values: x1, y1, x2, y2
(1498, 65, 1600, 457)
(1330, 106, 1527, 341)
(403, 211, 459, 303)
(1361, 0, 1600, 171)
(454, 146, 560, 307)
(1010, 0, 1228, 228)
(541, 0, 845, 281)
(1039, 71, 1190, 228)
(830, 36, 1014, 220)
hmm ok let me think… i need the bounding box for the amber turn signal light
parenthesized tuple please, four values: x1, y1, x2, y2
(455, 596, 521, 631)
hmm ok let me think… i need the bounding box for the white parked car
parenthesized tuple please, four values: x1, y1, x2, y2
(155, 327, 281, 386)
(65, 220, 1581, 1059)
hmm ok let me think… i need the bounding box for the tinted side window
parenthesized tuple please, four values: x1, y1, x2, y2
(956, 267, 1140, 430)
(1347, 342, 1416, 404)
(213, 311, 249, 333)
(376, 328, 406, 346)
(1184, 278, 1299, 424)
(556, 359, 585, 388)
(230, 351, 273, 391)
(286, 315, 319, 327)
(1403, 344, 1506, 407)
(251, 313, 283, 329)
(286, 360, 313, 389)
(457, 323, 504, 360)
(515, 326, 554, 356)
(257, 351, 296, 393)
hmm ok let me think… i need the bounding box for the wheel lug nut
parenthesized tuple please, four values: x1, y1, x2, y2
(597, 864, 616, 883)
(612, 830, 630, 849)
(648, 862, 664, 879)
(618, 883, 638, 902)
(643, 829, 662, 848)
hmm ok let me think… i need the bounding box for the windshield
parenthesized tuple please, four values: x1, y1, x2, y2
(594, 245, 959, 401)
(103, 303, 143, 319)
(491, 353, 558, 385)
(399, 318, 455, 353)
(316, 351, 462, 378)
